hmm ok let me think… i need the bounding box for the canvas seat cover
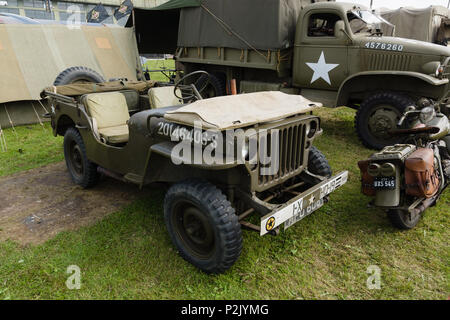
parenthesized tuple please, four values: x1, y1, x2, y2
(164, 91, 322, 130)
(149, 86, 184, 109)
(85, 92, 130, 144)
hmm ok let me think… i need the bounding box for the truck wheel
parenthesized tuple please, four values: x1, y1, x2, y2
(308, 146, 332, 178)
(164, 180, 242, 273)
(54, 66, 105, 86)
(387, 209, 421, 230)
(355, 92, 414, 150)
(197, 73, 226, 98)
(63, 127, 99, 188)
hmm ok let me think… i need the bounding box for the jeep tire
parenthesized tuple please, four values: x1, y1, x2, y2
(355, 92, 414, 150)
(54, 66, 105, 86)
(63, 127, 99, 188)
(164, 180, 242, 273)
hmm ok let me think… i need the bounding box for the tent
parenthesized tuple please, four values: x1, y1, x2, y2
(0, 24, 141, 128)
(380, 6, 450, 43)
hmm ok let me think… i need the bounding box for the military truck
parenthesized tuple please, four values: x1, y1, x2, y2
(148, 0, 450, 150)
(41, 72, 348, 273)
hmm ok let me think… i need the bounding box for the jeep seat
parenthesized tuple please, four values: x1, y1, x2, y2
(148, 86, 184, 109)
(84, 92, 130, 144)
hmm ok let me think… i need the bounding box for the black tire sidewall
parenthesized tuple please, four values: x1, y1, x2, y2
(164, 180, 242, 273)
(356, 92, 414, 150)
(54, 66, 105, 86)
(308, 146, 332, 178)
(63, 128, 98, 188)
(387, 209, 421, 230)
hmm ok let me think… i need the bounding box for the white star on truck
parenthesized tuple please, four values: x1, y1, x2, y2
(306, 51, 339, 85)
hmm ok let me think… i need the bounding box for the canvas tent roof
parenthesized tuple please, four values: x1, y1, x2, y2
(0, 24, 140, 104)
(380, 6, 450, 43)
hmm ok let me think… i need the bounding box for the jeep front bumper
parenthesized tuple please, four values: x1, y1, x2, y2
(260, 171, 348, 236)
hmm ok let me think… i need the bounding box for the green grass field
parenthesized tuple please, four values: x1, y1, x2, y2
(0, 107, 448, 300)
(142, 59, 176, 82)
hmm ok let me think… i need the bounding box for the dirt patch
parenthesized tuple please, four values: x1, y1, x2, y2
(0, 162, 151, 245)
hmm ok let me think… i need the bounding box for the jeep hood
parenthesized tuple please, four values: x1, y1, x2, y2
(163, 91, 322, 130)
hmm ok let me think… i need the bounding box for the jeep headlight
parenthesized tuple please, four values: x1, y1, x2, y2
(306, 120, 318, 138)
(420, 106, 436, 124)
(241, 140, 249, 161)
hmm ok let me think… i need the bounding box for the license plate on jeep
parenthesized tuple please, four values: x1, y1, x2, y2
(260, 171, 348, 236)
(373, 177, 396, 190)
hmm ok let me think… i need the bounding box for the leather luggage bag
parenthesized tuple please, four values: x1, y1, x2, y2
(405, 148, 440, 198)
(358, 160, 375, 196)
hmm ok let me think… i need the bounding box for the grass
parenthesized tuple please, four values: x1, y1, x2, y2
(0, 107, 448, 299)
(0, 123, 63, 177)
(142, 59, 176, 82)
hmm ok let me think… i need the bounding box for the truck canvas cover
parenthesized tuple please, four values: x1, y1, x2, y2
(164, 91, 321, 130)
(380, 6, 450, 43)
(177, 0, 310, 50)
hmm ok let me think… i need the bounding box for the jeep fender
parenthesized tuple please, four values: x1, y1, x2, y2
(336, 71, 449, 107)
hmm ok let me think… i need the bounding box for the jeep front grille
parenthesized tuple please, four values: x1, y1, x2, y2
(257, 122, 307, 190)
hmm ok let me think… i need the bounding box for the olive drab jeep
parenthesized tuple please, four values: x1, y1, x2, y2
(42, 71, 348, 273)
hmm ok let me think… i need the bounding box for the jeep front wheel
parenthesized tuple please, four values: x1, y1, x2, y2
(355, 92, 414, 150)
(164, 180, 242, 274)
(63, 127, 99, 188)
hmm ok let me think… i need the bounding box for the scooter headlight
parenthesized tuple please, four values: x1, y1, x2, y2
(419, 106, 436, 124)
(368, 163, 380, 177)
(380, 163, 396, 177)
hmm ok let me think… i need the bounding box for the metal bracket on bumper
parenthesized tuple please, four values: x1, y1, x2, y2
(259, 171, 349, 236)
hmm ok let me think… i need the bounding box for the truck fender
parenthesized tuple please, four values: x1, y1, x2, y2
(336, 71, 449, 107)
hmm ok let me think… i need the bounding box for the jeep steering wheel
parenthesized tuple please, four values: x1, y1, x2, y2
(174, 71, 211, 102)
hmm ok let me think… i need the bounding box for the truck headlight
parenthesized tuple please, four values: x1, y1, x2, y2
(422, 61, 441, 76)
(380, 163, 396, 177)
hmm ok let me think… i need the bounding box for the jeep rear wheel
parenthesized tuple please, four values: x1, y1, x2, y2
(355, 92, 414, 150)
(164, 180, 242, 274)
(63, 127, 99, 188)
(387, 209, 421, 230)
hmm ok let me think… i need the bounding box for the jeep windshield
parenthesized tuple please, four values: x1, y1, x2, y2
(347, 10, 394, 36)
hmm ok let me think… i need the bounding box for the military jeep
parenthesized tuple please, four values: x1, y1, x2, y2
(42, 71, 348, 273)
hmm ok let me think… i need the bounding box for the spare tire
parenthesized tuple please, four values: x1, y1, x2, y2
(53, 66, 105, 86)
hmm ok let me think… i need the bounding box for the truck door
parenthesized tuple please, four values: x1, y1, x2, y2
(293, 11, 349, 91)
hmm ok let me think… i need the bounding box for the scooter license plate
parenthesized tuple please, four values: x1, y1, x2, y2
(374, 177, 396, 190)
